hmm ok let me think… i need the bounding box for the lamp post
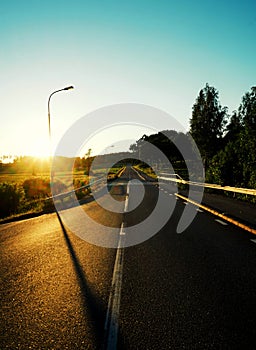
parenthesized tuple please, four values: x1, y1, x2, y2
(47, 86, 74, 186)
(48, 85, 74, 142)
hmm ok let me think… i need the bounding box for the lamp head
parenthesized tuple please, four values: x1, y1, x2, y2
(63, 85, 74, 90)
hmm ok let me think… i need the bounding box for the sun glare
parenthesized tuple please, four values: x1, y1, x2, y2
(32, 140, 50, 160)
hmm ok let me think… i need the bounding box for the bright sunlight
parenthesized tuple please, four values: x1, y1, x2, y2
(31, 139, 50, 159)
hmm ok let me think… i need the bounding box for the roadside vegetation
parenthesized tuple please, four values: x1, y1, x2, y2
(133, 163, 157, 179)
(190, 84, 256, 190)
(1, 84, 255, 220)
(0, 154, 124, 221)
(130, 84, 256, 203)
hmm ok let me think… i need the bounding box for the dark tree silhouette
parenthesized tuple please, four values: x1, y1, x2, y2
(190, 83, 227, 166)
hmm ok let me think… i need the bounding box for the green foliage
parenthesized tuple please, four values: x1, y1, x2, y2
(206, 141, 240, 186)
(129, 130, 195, 177)
(239, 86, 256, 131)
(188, 83, 256, 194)
(73, 178, 90, 200)
(23, 178, 51, 199)
(0, 183, 24, 218)
(133, 164, 157, 179)
(206, 86, 256, 190)
(0, 156, 51, 174)
(130, 85, 255, 194)
(190, 83, 227, 164)
(248, 172, 256, 191)
(1, 85, 255, 222)
(224, 111, 242, 144)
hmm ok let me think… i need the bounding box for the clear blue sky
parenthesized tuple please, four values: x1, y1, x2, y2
(1, 0, 255, 158)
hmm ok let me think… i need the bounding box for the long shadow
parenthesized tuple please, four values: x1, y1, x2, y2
(56, 211, 108, 349)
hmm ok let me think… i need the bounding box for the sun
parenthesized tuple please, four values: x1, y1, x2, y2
(32, 140, 50, 160)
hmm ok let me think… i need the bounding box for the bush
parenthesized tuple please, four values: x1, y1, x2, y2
(42, 198, 55, 213)
(0, 183, 24, 218)
(248, 171, 256, 190)
(23, 178, 50, 199)
(73, 178, 90, 200)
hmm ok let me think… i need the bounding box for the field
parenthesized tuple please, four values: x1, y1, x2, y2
(0, 168, 120, 186)
(0, 166, 123, 221)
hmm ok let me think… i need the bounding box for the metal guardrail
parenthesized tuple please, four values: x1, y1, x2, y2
(47, 170, 256, 201)
(46, 167, 126, 202)
(46, 177, 106, 201)
(158, 174, 256, 196)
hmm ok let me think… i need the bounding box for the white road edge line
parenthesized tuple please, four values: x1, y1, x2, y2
(250, 239, 256, 244)
(104, 182, 130, 349)
(132, 167, 146, 181)
(215, 219, 228, 226)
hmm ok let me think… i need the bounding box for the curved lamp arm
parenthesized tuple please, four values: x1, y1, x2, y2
(48, 86, 74, 140)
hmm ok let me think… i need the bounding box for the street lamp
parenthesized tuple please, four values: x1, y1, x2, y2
(47, 86, 74, 186)
(47, 85, 74, 141)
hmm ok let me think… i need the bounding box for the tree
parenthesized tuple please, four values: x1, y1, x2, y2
(129, 130, 198, 179)
(237, 86, 256, 188)
(206, 86, 256, 189)
(82, 148, 93, 175)
(129, 131, 182, 164)
(206, 140, 242, 186)
(223, 111, 242, 145)
(190, 83, 227, 166)
(239, 86, 256, 131)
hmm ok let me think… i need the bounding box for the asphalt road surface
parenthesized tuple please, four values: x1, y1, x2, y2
(1, 166, 256, 349)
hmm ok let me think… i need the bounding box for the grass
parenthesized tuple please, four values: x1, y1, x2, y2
(0, 171, 92, 188)
(0, 172, 50, 185)
(0, 166, 124, 222)
(133, 164, 157, 179)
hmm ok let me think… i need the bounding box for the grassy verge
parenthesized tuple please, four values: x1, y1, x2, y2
(0, 166, 125, 223)
(133, 164, 157, 179)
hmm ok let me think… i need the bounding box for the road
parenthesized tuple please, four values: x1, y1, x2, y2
(1, 166, 256, 349)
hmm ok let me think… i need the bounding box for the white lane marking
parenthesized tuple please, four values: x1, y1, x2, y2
(132, 167, 146, 181)
(119, 222, 126, 235)
(169, 193, 173, 196)
(250, 239, 256, 244)
(124, 186, 129, 213)
(215, 219, 228, 226)
(116, 181, 155, 186)
(104, 235, 125, 349)
(197, 208, 203, 212)
(104, 182, 129, 349)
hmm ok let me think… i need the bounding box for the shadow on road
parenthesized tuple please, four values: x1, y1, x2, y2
(56, 211, 108, 349)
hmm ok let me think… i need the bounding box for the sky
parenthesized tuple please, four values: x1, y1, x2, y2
(0, 0, 255, 159)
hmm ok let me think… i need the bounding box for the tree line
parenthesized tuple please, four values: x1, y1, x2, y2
(190, 84, 256, 188)
(130, 84, 256, 189)
(1, 84, 255, 190)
